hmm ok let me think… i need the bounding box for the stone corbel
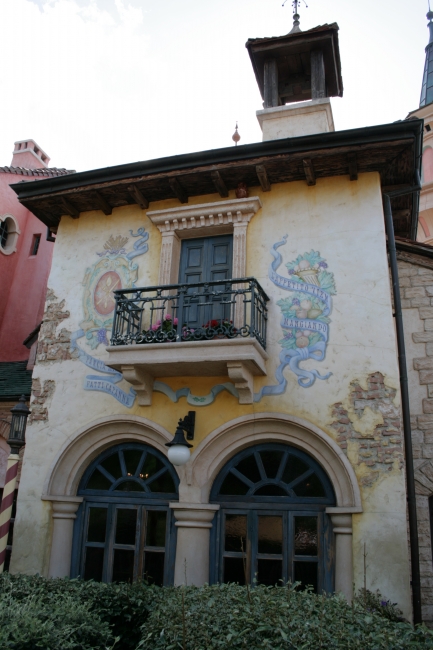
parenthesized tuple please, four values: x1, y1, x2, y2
(120, 365, 154, 406)
(227, 361, 254, 404)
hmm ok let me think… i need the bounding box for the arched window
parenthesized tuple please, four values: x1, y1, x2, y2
(0, 214, 20, 255)
(210, 443, 336, 593)
(71, 443, 179, 585)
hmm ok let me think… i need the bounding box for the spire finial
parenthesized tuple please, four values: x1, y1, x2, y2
(232, 122, 240, 146)
(428, 0, 433, 44)
(282, 0, 308, 34)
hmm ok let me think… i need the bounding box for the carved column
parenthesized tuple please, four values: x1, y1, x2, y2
(328, 512, 354, 602)
(159, 231, 181, 285)
(233, 220, 249, 329)
(45, 497, 83, 578)
(170, 502, 219, 586)
(232, 221, 248, 279)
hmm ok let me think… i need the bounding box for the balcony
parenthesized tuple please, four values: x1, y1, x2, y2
(106, 278, 269, 405)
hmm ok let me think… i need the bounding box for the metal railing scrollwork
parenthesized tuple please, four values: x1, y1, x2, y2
(111, 277, 269, 350)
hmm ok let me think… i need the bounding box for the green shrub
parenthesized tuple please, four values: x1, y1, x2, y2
(137, 583, 433, 650)
(0, 574, 155, 650)
(2, 575, 433, 650)
(0, 590, 115, 650)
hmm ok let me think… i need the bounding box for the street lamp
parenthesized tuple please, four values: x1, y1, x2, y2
(0, 395, 30, 573)
(8, 395, 30, 453)
(165, 411, 195, 466)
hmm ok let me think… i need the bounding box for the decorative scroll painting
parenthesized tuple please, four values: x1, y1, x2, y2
(254, 235, 336, 400)
(71, 230, 149, 407)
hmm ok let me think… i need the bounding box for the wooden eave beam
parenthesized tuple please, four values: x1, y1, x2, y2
(256, 165, 271, 191)
(13, 139, 411, 205)
(348, 153, 358, 181)
(303, 159, 316, 186)
(128, 184, 149, 209)
(169, 177, 188, 204)
(61, 197, 80, 219)
(94, 191, 112, 215)
(211, 171, 228, 198)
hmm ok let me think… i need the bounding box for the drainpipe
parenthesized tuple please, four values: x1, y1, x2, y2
(382, 172, 422, 625)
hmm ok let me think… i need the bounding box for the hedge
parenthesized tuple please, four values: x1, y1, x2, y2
(1, 574, 433, 650)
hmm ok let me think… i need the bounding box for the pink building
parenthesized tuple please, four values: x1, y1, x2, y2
(0, 140, 74, 569)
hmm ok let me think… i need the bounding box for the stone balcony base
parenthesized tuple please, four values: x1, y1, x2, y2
(106, 338, 268, 406)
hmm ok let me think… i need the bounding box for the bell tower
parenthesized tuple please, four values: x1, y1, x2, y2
(246, 2, 343, 140)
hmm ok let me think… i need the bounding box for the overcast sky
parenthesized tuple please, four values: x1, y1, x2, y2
(0, 0, 430, 172)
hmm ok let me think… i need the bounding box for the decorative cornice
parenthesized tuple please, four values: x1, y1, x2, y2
(147, 197, 262, 234)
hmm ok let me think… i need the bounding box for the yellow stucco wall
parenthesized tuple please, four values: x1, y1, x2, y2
(11, 172, 412, 617)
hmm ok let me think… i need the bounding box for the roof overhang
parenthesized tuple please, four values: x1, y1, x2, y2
(10, 120, 423, 240)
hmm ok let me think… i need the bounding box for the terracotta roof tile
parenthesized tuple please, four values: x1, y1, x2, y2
(0, 166, 75, 177)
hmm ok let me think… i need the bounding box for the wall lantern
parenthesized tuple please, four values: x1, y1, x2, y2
(8, 395, 30, 454)
(165, 411, 195, 466)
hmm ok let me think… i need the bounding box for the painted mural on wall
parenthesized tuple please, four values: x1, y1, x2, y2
(70, 230, 149, 407)
(254, 235, 336, 400)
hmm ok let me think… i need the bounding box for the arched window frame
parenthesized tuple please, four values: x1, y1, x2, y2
(71, 442, 179, 585)
(209, 443, 336, 592)
(0, 214, 20, 256)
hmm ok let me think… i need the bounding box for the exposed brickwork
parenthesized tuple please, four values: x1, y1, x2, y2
(29, 378, 55, 424)
(398, 257, 433, 625)
(36, 289, 78, 363)
(330, 372, 403, 487)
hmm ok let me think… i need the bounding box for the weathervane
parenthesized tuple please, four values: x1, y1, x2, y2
(282, 0, 308, 33)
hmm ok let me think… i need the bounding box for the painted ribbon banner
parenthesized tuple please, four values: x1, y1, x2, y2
(254, 236, 335, 399)
(71, 329, 136, 407)
(281, 316, 328, 342)
(154, 381, 239, 406)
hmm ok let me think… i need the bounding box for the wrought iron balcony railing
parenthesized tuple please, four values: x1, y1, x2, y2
(111, 277, 269, 350)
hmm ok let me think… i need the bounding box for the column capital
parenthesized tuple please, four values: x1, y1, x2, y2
(170, 502, 219, 529)
(328, 512, 353, 534)
(42, 496, 83, 520)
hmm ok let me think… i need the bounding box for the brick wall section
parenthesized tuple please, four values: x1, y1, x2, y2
(37, 289, 78, 363)
(398, 257, 433, 624)
(330, 372, 403, 488)
(29, 378, 55, 424)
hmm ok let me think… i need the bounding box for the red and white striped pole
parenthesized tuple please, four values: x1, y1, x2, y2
(0, 453, 19, 572)
(0, 395, 30, 574)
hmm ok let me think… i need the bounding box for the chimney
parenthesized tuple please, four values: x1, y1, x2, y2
(246, 22, 343, 141)
(11, 140, 50, 169)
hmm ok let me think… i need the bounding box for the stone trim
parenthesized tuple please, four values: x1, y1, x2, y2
(106, 338, 268, 405)
(43, 415, 173, 497)
(147, 197, 262, 285)
(183, 412, 362, 509)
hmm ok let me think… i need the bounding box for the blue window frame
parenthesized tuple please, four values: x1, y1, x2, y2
(210, 443, 336, 593)
(71, 443, 179, 585)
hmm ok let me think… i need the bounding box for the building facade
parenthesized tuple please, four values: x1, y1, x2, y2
(0, 140, 74, 568)
(8, 21, 424, 622)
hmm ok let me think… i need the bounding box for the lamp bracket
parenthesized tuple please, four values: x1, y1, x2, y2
(179, 411, 196, 441)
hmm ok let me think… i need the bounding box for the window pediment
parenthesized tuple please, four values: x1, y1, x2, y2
(147, 196, 262, 238)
